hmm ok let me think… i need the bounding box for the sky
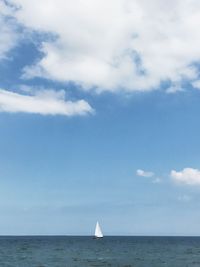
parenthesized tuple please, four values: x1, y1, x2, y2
(1, 0, 200, 235)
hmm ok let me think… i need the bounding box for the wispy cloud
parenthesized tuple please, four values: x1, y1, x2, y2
(136, 169, 162, 184)
(0, 88, 93, 116)
(136, 169, 154, 178)
(0, 2, 19, 60)
(192, 80, 200, 90)
(177, 195, 192, 202)
(152, 177, 161, 184)
(166, 85, 184, 94)
(171, 168, 200, 185)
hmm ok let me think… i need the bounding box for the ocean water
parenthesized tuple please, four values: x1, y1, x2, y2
(0, 236, 200, 267)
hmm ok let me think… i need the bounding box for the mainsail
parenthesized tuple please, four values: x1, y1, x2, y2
(94, 221, 103, 238)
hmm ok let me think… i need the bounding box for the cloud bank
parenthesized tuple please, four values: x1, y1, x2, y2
(5, 0, 200, 92)
(171, 168, 200, 185)
(0, 88, 93, 116)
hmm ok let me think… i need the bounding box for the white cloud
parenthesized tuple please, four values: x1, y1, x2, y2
(5, 0, 200, 93)
(0, 88, 93, 116)
(136, 169, 154, 178)
(171, 168, 200, 185)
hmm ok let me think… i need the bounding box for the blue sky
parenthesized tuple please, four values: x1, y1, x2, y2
(1, 0, 200, 235)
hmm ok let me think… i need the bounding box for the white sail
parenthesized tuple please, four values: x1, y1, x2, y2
(95, 221, 103, 238)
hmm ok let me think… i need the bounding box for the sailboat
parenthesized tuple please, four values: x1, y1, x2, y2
(94, 221, 103, 238)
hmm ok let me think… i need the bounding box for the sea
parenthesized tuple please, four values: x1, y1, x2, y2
(0, 236, 200, 267)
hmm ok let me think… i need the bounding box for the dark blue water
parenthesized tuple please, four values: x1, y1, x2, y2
(0, 236, 200, 267)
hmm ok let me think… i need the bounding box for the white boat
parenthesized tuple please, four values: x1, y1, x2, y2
(94, 221, 103, 238)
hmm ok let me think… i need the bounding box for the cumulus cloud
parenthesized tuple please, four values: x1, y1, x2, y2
(136, 169, 154, 178)
(4, 0, 200, 93)
(171, 168, 200, 185)
(0, 88, 93, 116)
